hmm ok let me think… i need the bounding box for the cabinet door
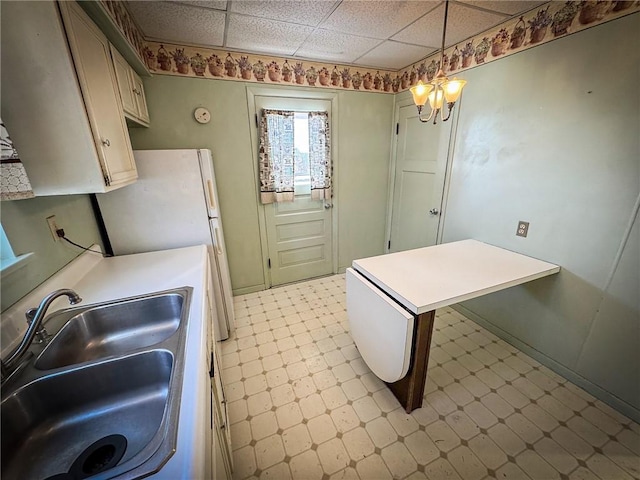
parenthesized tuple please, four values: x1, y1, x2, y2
(211, 345, 233, 470)
(59, 1, 137, 188)
(111, 46, 137, 117)
(132, 73, 150, 124)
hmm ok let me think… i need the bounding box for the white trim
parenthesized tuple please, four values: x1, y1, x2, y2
(0, 252, 35, 276)
(386, 94, 417, 253)
(386, 93, 456, 252)
(246, 85, 339, 288)
(437, 93, 463, 244)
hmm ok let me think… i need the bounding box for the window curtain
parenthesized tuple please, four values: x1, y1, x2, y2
(259, 109, 295, 204)
(308, 111, 331, 200)
(1, 120, 34, 201)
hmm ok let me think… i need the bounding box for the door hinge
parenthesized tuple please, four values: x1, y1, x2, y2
(388, 240, 391, 249)
(255, 113, 258, 128)
(396, 123, 399, 135)
(104, 174, 111, 187)
(267, 258, 271, 269)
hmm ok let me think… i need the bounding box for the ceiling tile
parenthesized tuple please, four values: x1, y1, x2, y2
(127, 1, 225, 46)
(230, 0, 338, 26)
(354, 41, 437, 70)
(295, 29, 383, 65)
(458, 1, 546, 16)
(392, 2, 507, 48)
(226, 15, 315, 56)
(319, 1, 438, 40)
(167, 0, 228, 11)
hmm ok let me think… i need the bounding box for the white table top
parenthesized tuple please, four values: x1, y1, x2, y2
(352, 239, 560, 315)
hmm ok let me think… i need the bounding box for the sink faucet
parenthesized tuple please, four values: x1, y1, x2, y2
(1, 289, 82, 381)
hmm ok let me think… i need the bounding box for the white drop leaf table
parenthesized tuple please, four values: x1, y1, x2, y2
(347, 239, 560, 412)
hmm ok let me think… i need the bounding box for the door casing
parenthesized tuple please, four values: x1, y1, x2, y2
(247, 86, 339, 288)
(385, 95, 461, 253)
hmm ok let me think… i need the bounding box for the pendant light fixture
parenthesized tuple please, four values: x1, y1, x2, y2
(410, 0, 467, 124)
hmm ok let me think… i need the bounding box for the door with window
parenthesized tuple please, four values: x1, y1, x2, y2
(389, 103, 452, 252)
(255, 96, 334, 287)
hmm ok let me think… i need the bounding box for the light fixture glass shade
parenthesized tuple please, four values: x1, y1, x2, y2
(410, 81, 433, 107)
(442, 78, 467, 103)
(428, 88, 445, 110)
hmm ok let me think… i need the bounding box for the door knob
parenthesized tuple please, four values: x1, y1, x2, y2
(324, 203, 333, 209)
(429, 208, 439, 215)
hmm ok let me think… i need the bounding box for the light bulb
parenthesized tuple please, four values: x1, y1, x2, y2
(428, 88, 445, 110)
(442, 78, 467, 103)
(410, 81, 433, 107)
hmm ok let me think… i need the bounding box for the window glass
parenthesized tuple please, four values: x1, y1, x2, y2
(294, 112, 310, 195)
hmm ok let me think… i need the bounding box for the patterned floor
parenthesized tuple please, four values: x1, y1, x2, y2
(221, 275, 640, 480)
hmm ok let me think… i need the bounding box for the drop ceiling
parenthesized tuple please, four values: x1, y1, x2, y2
(127, 0, 546, 70)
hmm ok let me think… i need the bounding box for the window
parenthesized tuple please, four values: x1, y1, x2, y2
(0, 224, 33, 275)
(258, 109, 331, 204)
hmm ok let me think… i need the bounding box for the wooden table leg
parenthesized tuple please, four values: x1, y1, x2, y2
(386, 310, 436, 413)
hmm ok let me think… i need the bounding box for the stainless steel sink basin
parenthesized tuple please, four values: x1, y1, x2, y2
(2, 351, 173, 480)
(0, 287, 192, 480)
(35, 293, 184, 370)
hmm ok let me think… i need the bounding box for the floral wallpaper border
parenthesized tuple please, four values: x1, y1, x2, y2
(101, 0, 148, 66)
(396, 0, 639, 91)
(142, 42, 398, 92)
(104, 0, 638, 94)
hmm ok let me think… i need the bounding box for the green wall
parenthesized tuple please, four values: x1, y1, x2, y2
(439, 14, 639, 420)
(129, 77, 394, 293)
(1, 194, 103, 311)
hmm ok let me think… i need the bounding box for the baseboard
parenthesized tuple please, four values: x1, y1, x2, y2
(232, 284, 266, 296)
(452, 304, 640, 425)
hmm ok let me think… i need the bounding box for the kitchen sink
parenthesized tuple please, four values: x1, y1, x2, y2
(0, 287, 192, 480)
(35, 292, 185, 370)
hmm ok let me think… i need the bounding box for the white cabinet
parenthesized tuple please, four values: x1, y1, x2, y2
(0, 1, 137, 195)
(111, 46, 150, 127)
(206, 260, 233, 480)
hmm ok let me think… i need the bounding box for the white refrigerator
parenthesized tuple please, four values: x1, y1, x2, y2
(96, 149, 235, 340)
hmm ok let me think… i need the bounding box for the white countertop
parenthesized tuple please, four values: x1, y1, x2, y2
(352, 239, 560, 315)
(1, 245, 212, 479)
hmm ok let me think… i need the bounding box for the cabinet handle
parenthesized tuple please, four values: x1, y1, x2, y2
(209, 352, 214, 378)
(213, 228, 223, 255)
(132, 88, 140, 95)
(101, 139, 111, 147)
(206, 180, 216, 209)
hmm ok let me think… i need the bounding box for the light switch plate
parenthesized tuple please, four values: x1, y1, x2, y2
(516, 221, 529, 237)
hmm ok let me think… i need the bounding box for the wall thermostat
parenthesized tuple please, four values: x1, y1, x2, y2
(194, 107, 211, 124)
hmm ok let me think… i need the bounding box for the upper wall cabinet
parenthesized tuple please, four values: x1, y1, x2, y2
(0, 1, 137, 195)
(111, 46, 150, 127)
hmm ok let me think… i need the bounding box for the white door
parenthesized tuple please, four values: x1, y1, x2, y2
(389, 103, 453, 253)
(255, 96, 334, 287)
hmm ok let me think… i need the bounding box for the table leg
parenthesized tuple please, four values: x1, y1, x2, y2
(386, 309, 436, 413)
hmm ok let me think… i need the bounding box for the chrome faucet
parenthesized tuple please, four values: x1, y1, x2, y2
(1, 289, 82, 381)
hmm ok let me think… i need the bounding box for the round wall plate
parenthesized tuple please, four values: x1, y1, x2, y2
(194, 107, 211, 124)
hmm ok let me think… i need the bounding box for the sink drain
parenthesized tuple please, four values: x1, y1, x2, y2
(68, 434, 127, 479)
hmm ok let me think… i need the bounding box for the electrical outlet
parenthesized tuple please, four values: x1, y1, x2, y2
(516, 221, 530, 238)
(46, 215, 61, 242)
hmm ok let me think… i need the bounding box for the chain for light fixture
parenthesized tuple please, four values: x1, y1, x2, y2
(410, 0, 467, 124)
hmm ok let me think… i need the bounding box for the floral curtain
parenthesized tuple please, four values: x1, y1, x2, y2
(1, 120, 34, 201)
(308, 111, 331, 200)
(259, 109, 295, 204)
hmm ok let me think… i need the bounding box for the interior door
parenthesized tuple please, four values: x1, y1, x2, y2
(389, 104, 453, 253)
(255, 96, 334, 287)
